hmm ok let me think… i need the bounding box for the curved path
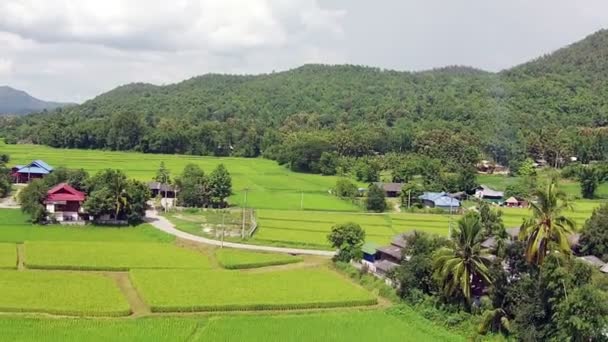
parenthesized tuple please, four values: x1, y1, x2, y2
(145, 210, 335, 257)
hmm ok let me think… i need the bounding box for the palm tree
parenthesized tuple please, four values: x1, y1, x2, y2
(433, 213, 494, 302)
(519, 180, 575, 265)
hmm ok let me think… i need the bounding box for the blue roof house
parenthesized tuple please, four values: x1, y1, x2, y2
(12, 160, 54, 183)
(419, 192, 460, 213)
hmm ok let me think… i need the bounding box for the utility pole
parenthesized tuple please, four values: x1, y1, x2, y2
(408, 190, 411, 209)
(163, 174, 167, 213)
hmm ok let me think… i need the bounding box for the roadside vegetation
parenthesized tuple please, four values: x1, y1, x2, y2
(215, 249, 302, 269)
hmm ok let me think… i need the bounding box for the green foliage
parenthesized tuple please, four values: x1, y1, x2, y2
(24, 241, 210, 271)
(18, 179, 48, 223)
(515, 158, 537, 177)
(278, 133, 333, 173)
(131, 268, 377, 312)
(215, 249, 302, 269)
(0, 154, 11, 198)
(433, 213, 494, 303)
(504, 175, 537, 199)
(43, 167, 89, 191)
(399, 182, 423, 207)
(176, 164, 208, 207)
(208, 164, 232, 208)
(520, 181, 575, 265)
(318, 151, 339, 175)
(579, 203, 608, 260)
(554, 285, 608, 341)
(578, 166, 600, 199)
(365, 183, 387, 212)
(327, 222, 366, 262)
(354, 158, 380, 182)
(333, 178, 358, 198)
(0, 270, 130, 316)
(153, 161, 170, 183)
(394, 232, 448, 299)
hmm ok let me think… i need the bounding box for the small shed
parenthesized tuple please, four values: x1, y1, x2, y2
(419, 192, 460, 213)
(361, 242, 379, 263)
(373, 182, 404, 197)
(148, 182, 178, 198)
(474, 185, 504, 204)
(11, 160, 54, 183)
(377, 245, 403, 264)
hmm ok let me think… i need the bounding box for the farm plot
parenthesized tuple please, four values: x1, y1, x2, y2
(24, 241, 211, 271)
(0, 270, 130, 316)
(0, 243, 17, 269)
(130, 267, 377, 312)
(0, 317, 203, 342)
(200, 309, 465, 342)
(215, 249, 302, 269)
(254, 210, 395, 247)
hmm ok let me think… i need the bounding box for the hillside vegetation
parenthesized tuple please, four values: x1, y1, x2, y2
(3, 30, 608, 169)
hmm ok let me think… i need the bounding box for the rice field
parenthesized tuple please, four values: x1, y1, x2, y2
(215, 249, 303, 269)
(24, 241, 211, 271)
(0, 309, 464, 341)
(252, 209, 453, 248)
(0, 270, 130, 316)
(0, 243, 17, 268)
(1, 141, 359, 211)
(0, 209, 173, 243)
(130, 267, 377, 312)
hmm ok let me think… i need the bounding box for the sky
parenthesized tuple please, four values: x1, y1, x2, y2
(0, 0, 607, 103)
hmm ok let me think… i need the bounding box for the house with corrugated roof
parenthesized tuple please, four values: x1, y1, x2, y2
(11, 160, 54, 183)
(418, 192, 460, 213)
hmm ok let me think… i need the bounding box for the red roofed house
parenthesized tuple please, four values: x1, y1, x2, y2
(44, 183, 87, 223)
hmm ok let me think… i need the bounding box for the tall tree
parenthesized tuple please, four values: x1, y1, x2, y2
(578, 166, 600, 199)
(433, 213, 494, 303)
(365, 183, 386, 212)
(579, 203, 608, 260)
(18, 179, 48, 223)
(176, 164, 209, 207)
(208, 164, 232, 208)
(154, 161, 171, 184)
(327, 222, 366, 262)
(519, 181, 575, 265)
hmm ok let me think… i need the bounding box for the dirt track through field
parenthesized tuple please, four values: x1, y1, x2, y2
(106, 272, 150, 317)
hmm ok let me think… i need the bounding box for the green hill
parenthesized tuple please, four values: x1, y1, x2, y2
(0, 86, 73, 115)
(4, 30, 608, 167)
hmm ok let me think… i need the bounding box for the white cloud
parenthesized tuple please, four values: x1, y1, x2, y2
(0, 0, 344, 52)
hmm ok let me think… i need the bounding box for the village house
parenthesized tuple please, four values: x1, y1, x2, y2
(44, 183, 88, 223)
(504, 196, 527, 208)
(418, 192, 461, 213)
(11, 160, 54, 183)
(474, 185, 504, 204)
(476, 160, 508, 174)
(148, 182, 178, 198)
(372, 182, 404, 197)
(361, 233, 414, 277)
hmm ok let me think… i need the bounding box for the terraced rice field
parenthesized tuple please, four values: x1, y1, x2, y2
(215, 249, 303, 269)
(24, 241, 211, 271)
(0, 243, 17, 269)
(0, 270, 130, 316)
(130, 267, 377, 312)
(253, 209, 453, 248)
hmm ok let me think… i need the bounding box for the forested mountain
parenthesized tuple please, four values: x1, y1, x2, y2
(0, 86, 73, 115)
(3, 29, 608, 172)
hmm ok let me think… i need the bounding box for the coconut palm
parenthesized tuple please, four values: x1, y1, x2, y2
(519, 181, 575, 265)
(433, 213, 494, 302)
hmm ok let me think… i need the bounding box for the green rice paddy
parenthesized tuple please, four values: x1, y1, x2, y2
(130, 267, 377, 312)
(215, 249, 302, 269)
(0, 270, 130, 316)
(24, 241, 211, 271)
(0, 243, 17, 268)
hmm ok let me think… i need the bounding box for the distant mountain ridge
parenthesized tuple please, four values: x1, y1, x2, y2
(0, 86, 74, 115)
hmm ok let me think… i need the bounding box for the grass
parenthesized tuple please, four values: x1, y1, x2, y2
(1, 141, 359, 211)
(215, 249, 303, 269)
(0, 243, 17, 269)
(0, 270, 130, 316)
(0, 209, 174, 243)
(130, 267, 377, 312)
(24, 241, 211, 271)
(0, 309, 465, 341)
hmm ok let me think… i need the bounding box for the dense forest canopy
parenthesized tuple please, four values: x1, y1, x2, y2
(3, 30, 608, 171)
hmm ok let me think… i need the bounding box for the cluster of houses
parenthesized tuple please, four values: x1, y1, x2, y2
(374, 182, 518, 211)
(10, 159, 178, 224)
(361, 228, 608, 282)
